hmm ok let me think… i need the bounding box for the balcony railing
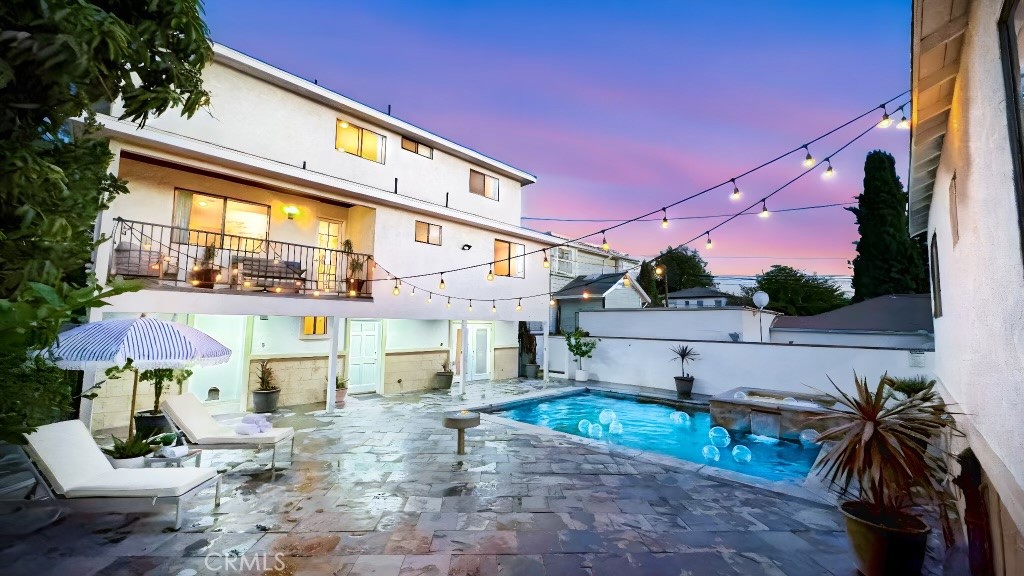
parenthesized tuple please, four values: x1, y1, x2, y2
(109, 218, 374, 298)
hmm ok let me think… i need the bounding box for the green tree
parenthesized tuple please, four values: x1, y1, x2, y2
(848, 150, 929, 302)
(657, 246, 714, 293)
(742, 265, 849, 316)
(636, 260, 660, 306)
(0, 0, 212, 440)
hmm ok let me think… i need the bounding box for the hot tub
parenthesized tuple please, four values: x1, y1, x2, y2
(710, 387, 845, 441)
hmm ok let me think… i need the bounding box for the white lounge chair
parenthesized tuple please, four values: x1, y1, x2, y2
(23, 420, 221, 530)
(162, 393, 295, 470)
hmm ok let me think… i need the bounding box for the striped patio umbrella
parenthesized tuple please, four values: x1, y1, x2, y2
(46, 317, 231, 435)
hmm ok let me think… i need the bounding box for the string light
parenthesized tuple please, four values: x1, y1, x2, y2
(392, 280, 400, 296)
(822, 158, 835, 179)
(622, 275, 631, 288)
(542, 252, 550, 268)
(447, 297, 452, 309)
(876, 105, 893, 128)
(427, 292, 432, 303)
(759, 200, 771, 218)
(349, 288, 356, 297)
(516, 298, 522, 311)
(486, 269, 494, 281)
(491, 300, 497, 313)
(601, 231, 609, 251)
(897, 106, 910, 129)
(468, 300, 473, 311)
(802, 146, 815, 168)
(661, 208, 669, 229)
(705, 232, 713, 250)
(731, 179, 741, 201)
(583, 289, 590, 300)
(655, 265, 664, 276)
(550, 297, 556, 306)
(439, 274, 446, 290)
(410, 285, 416, 297)
(313, 290, 320, 297)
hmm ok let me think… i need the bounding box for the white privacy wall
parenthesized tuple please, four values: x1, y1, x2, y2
(578, 309, 775, 343)
(548, 336, 935, 398)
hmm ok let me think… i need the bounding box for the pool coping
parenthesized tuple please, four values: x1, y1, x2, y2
(457, 384, 839, 508)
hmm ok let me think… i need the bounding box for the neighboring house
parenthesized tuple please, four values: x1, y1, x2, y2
(551, 273, 651, 333)
(770, 295, 934, 349)
(541, 233, 641, 331)
(665, 287, 732, 308)
(909, 0, 1024, 564)
(82, 43, 555, 429)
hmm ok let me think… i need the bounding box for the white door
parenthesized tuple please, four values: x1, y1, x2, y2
(452, 323, 492, 382)
(347, 320, 381, 394)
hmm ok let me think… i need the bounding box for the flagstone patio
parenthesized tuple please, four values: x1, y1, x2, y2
(1, 379, 943, 575)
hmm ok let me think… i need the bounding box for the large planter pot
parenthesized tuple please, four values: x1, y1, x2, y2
(252, 388, 281, 413)
(674, 376, 695, 396)
(524, 364, 539, 379)
(335, 388, 348, 407)
(840, 501, 930, 576)
(347, 278, 365, 295)
(133, 411, 174, 436)
(107, 455, 146, 469)
(436, 372, 454, 390)
(191, 266, 221, 289)
(575, 369, 589, 382)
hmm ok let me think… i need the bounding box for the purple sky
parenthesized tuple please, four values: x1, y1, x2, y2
(204, 1, 911, 276)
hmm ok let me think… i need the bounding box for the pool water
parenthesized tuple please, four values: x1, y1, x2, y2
(494, 391, 821, 483)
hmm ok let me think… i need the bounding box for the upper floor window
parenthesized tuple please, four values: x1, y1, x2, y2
(552, 247, 576, 276)
(171, 189, 269, 250)
(930, 233, 943, 318)
(336, 120, 385, 163)
(401, 137, 433, 159)
(494, 239, 525, 278)
(470, 169, 499, 200)
(415, 221, 442, 245)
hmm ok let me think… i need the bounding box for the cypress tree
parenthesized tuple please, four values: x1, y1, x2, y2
(847, 150, 929, 302)
(637, 261, 660, 306)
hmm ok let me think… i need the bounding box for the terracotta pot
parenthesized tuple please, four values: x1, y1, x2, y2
(436, 372, 454, 390)
(252, 388, 281, 413)
(347, 278, 365, 294)
(335, 387, 348, 407)
(191, 266, 221, 289)
(840, 501, 929, 576)
(674, 376, 695, 396)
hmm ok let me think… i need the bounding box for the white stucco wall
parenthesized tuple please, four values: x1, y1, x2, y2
(769, 329, 934, 350)
(385, 319, 449, 351)
(578, 308, 775, 343)
(922, 0, 1024, 528)
(251, 315, 346, 356)
(550, 336, 935, 398)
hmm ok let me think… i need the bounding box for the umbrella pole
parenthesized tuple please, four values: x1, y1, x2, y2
(128, 368, 139, 438)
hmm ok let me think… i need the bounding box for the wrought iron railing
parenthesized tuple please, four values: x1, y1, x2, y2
(109, 218, 374, 298)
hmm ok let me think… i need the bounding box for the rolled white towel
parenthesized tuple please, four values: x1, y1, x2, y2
(241, 414, 267, 425)
(234, 422, 261, 436)
(157, 445, 189, 458)
(257, 420, 273, 433)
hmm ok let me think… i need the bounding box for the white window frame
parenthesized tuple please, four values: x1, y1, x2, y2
(552, 246, 576, 276)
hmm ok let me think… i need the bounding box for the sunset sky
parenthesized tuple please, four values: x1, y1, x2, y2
(204, 1, 911, 276)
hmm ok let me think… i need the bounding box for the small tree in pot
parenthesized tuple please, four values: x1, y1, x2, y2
(335, 375, 349, 407)
(252, 360, 280, 412)
(518, 321, 539, 379)
(669, 344, 699, 396)
(565, 328, 598, 382)
(105, 360, 192, 436)
(436, 359, 454, 390)
(813, 373, 959, 576)
(192, 243, 221, 289)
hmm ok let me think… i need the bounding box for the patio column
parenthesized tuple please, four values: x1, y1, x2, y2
(542, 320, 550, 382)
(459, 319, 469, 397)
(326, 316, 340, 413)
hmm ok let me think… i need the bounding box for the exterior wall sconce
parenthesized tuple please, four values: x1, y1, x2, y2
(284, 205, 299, 220)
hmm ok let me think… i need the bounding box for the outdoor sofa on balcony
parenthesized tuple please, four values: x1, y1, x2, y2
(230, 255, 307, 293)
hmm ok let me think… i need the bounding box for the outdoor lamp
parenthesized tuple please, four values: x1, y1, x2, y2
(283, 205, 299, 219)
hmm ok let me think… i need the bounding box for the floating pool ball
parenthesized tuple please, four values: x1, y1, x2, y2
(732, 445, 752, 464)
(588, 423, 604, 439)
(609, 420, 624, 435)
(799, 428, 820, 446)
(708, 426, 732, 448)
(598, 409, 617, 425)
(577, 419, 592, 434)
(702, 445, 721, 462)
(733, 391, 748, 400)
(669, 412, 691, 426)
(783, 397, 798, 405)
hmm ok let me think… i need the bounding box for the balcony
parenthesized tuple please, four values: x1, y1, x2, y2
(109, 218, 374, 298)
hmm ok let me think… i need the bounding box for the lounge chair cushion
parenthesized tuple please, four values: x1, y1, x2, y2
(24, 420, 113, 495)
(162, 393, 294, 446)
(63, 467, 217, 499)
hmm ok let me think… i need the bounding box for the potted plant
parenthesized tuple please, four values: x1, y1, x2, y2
(104, 361, 192, 436)
(192, 243, 221, 289)
(565, 328, 599, 382)
(436, 359, 454, 390)
(669, 344, 699, 396)
(335, 375, 349, 407)
(252, 360, 281, 413)
(343, 239, 366, 294)
(518, 321, 540, 379)
(102, 432, 153, 469)
(813, 373, 959, 576)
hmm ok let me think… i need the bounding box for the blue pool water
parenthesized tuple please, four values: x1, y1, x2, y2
(494, 391, 821, 483)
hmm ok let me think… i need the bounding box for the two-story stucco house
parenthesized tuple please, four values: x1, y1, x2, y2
(909, 0, 1024, 568)
(82, 43, 556, 430)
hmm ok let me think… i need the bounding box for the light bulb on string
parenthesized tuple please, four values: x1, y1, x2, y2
(542, 252, 550, 268)
(623, 275, 632, 288)
(427, 292, 432, 304)
(550, 297, 556, 307)
(392, 280, 401, 296)
(759, 200, 771, 218)
(583, 289, 590, 300)
(410, 285, 416, 297)
(705, 232, 713, 250)
(601, 231, 609, 251)
(897, 106, 910, 129)
(446, 297, 451, 309)
(486, 269, 494, 281)
(439, 274, 446, 290)
(822, 158, 835, 179)
(468, 300, 473, 311)
(661, 208, 669, 229)
(876, 105, 893, 128)
(730, 179, 741, 201)
(802, 145, 816, 168)
(491, 300, 497, 313)
(516, 299, 522, 312)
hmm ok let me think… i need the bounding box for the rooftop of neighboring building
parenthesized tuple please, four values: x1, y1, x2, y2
(665, 287, 734, 300)
(553, 272, 649, 303)
(772, 294, 934, 333)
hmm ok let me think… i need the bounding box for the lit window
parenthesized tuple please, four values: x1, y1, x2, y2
(336, 120, 385, 163)
(301, 316, 328, 337)
(172, 189, 269, 250)
(494, 239, 525, 278)
(415, 221, 442, 245)
(470, 169, 499, 200)
(401, 137, 433, 158)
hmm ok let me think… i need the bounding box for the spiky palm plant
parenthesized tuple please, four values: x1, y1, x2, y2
(669, 344, 699, 377)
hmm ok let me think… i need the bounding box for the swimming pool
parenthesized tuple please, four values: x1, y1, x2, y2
(493, 391, 821, 483)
